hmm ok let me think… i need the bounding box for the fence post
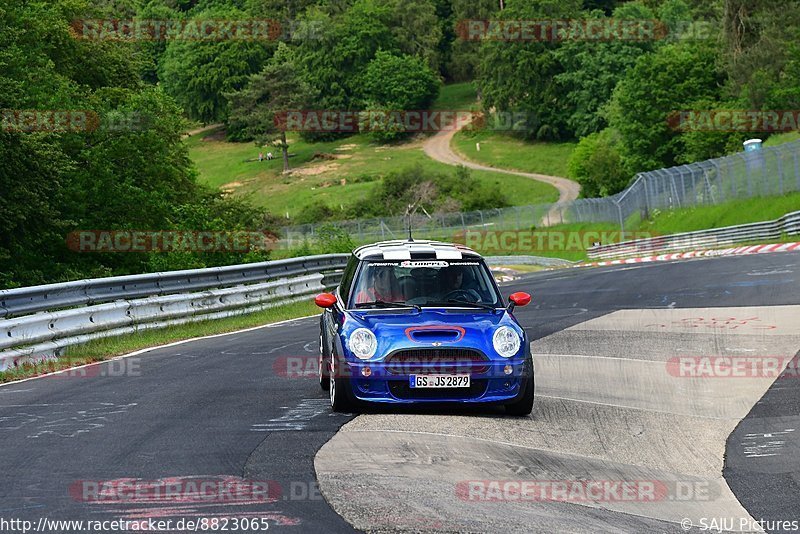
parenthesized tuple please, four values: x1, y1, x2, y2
(794, 147, 800, 191)
(702, 164, 716, 205)
(740, 153, 753, 197)
(711, 160, 723, 202)
(614, 199, 624, 234)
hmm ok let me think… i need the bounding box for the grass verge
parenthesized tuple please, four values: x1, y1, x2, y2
(432, 82, 478, 111)
(187, 130, 559, 217)
(463, 192, 800, 262)
(452, 130, 577, 177)
(0, 299, 319, 384)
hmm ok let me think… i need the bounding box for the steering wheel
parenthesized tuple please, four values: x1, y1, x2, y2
(443, 289, 481, 303)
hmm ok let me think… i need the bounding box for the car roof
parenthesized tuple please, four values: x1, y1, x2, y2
(352, 240, 482, 261)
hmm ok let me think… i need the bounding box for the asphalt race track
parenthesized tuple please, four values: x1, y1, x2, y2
(1, 252, 799, 533)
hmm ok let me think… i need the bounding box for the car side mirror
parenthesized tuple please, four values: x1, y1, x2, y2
(507, 292, 531, 311)
(315, 293, 337, 309)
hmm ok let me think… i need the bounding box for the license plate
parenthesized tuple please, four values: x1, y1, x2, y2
(409, 375, 470, 388)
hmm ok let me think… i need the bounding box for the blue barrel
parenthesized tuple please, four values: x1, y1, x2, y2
(743, 139, 763, 152)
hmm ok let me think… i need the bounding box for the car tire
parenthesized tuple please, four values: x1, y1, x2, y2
(329, 357, 355, 413)
(319, 332, 330, 391)
(505, 364, 534, 416)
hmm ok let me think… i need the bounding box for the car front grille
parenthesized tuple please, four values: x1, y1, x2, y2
(384, 348, 490, 374)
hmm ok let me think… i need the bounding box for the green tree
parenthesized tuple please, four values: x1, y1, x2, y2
(378, 0, 443, 72)
(721, 0, 800, 109)
(292, 1, 398, 139)
(477, 0, 583, 140)
(567, 129, 629, 197)
(553, 2, 656, 138)
(360, 51, 440, 110)
(246, 0, 319, 19)
(158, 5, 272, 123)
(448, 0, 499, 81)
(0, 0, 277, 288)
(607, 41, 724, 172)
(135, 0, 182, 84)
(227, 47, 315, 172)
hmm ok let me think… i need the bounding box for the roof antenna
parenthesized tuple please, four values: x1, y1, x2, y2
(404, 203, 414, 242)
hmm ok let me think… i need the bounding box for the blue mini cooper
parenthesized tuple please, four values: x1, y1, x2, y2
(314, 240, 534, 415)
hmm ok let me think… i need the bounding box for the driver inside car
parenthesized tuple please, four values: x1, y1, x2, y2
(440, 266, 482, 302)
(355, 266, 404, 304)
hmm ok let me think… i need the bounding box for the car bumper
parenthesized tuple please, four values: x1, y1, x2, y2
(340, 359, 530, 403)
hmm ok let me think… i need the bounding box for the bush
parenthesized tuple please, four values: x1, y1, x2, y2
(314, 224, 355, 254)
(295, 201, 336, 225)
(567, 129, 630, 197)
(357, 51, 441, 142)
(353, 164, 508, 218)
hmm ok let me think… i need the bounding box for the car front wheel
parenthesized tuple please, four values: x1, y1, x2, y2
(319, 333, 330, 391)
(329, 357, 354, 412)
(505, 368, 534, 416)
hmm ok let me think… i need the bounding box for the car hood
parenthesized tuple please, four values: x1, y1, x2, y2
(345, 308, 521, 344)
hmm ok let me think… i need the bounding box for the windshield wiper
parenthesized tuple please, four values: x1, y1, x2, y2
(355, 300, 421, 312)
(448, 299, 498, 311)
(423, 300, 498, 311)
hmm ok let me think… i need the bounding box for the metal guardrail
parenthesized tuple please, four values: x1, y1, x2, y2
(587, 211, 800, 260)
(0, 255, 349, 371)
(484, 255, 574, 267)
(0, 254, 348, 319)
(0, 252, 569, 372)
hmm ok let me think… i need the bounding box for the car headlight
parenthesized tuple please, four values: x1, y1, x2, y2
(493, 326, 521, 358)
(349, 328, 377, 360)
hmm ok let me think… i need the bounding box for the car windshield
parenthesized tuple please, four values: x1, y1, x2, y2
(349, 259, 502, 309)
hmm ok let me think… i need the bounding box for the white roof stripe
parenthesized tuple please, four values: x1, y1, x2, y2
(434, 248, 462, 259)
(353, 240, 479, 259)
(382, 248, 412, 260)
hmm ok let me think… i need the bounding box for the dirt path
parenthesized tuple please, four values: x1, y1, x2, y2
(182, 123, 224, 139)
(422, 124, 581, 204)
